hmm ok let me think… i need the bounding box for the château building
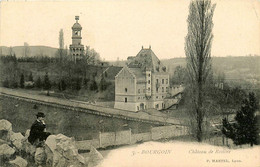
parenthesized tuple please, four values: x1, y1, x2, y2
(114, 46, 170, 112)
(69, 16, 84, 62)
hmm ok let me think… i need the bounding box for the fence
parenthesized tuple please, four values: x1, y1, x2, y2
(75, 125, 188, 151)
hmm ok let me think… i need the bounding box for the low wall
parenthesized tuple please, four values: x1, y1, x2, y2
(76, 125, 188, 151)
(131, 132, 152, 144)
(151, 125, 188, 140)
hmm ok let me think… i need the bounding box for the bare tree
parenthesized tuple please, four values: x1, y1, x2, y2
(24, 42, 30, 57)
(9, 46, 13, 56)
(57, 29, 64, 62)
(185, 0, 216, 142)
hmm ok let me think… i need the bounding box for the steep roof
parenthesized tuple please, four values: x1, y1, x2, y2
(128, 47, 167, 73)
(103, 66, 123, 80)
(129, 67, 146, 81)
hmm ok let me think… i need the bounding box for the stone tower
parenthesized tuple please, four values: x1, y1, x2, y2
(69, 16, 84, 62)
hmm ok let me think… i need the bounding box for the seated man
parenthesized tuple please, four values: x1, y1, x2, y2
(28, 112, 51, 166)
(28, 112, 51, 146)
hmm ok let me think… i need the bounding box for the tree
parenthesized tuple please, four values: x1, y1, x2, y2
(35, 76, 42, 89)
(3, 78, 9, 88)
(9, 47, 13, 56)
(24, 42, 30, 57)
(185, 0, 216, 142)
(222, 92, 259, 146)
(57, 29, 64, 62)
(90, 80, 98, 91)
(20, 73, 25, 88)
(99, 74, 109, 91)
(43, 72, 51, 95)
(28, 72, 34, 82)
(171, 65, 187, 85)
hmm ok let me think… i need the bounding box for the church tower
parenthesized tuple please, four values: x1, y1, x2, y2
(69, 16, 84, 62)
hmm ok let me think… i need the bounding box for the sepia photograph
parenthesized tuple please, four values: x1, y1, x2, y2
(0, 0, 259, 166)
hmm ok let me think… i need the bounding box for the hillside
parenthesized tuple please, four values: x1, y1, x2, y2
(109, 56, 260, 86)
(162, 56, 260, 81)
(0, 45, 58, 57)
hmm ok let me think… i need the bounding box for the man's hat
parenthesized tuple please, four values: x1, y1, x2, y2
(36, 112, 45, 118)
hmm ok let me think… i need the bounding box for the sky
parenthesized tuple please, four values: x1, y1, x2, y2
(0, 0, 259, 61)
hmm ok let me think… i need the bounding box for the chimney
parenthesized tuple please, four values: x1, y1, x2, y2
(142, 46, 143, 49)
(149, 45, 151, 49)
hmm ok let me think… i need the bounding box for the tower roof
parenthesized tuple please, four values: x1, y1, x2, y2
(72, 23, 82, 29)
(72, 16, 82, 30)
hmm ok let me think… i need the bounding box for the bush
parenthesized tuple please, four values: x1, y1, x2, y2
(2, 78, 9, 88)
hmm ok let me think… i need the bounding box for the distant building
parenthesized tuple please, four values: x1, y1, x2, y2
(114, 46, 169, 112)
(69, 16, 84, 62)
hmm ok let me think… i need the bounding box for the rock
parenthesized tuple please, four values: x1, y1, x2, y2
(0, 119, 12, 141)
(10, 132, 24, 150)
(24, 129, 30, 139)
(87, 146, 103, 167)
(0, 144, 15, 158)
(45, 135, 58, 153)
(22, 140, 36, 156)
(0, 119, 12, 131)
(45, 134, 87, 167)
(0, 139, 8, 145)
(9, 156, 28, 167)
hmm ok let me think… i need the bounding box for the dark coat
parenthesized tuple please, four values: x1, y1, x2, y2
(28, 120, 50, 145)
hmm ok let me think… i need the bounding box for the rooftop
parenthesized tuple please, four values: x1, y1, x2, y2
(128, 46, 167, 73)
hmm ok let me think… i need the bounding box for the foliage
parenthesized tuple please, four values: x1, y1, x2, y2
(222, 92, 259, 146)
(90, 80, 98, 91)
(43, 72, 51, 90)
(99, 75, 110, 91)
(185, 0, 216, 142)
(2, 78, 9, 88)
(20, 73, 25, 88)
(171, 65, 187, 85)
(58, 79, 67, 91)
(35, 76, 42, 89)
(28, 72, 34, 82)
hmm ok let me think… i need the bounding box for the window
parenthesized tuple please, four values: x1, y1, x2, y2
(155, 104, 159, 109)
(148, 74, 151, 77)
(125, 88, 128, 92)
(125, 98, 127, 103)
(166, 79, 168, 84)
(166, 87, 168, 92)
(156, 79, 159, 84)
(162, 79, 164, 84)
(148, 80, 150, 84)
(138, 97, 140, 99)
(138, 89, 140, 94)
(162, 87, 164, 92)
(156, 96, 158, 99)
(137, 106, 139, 111)
(148, 87, 150, 91)
(156, 87, 158, 93)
